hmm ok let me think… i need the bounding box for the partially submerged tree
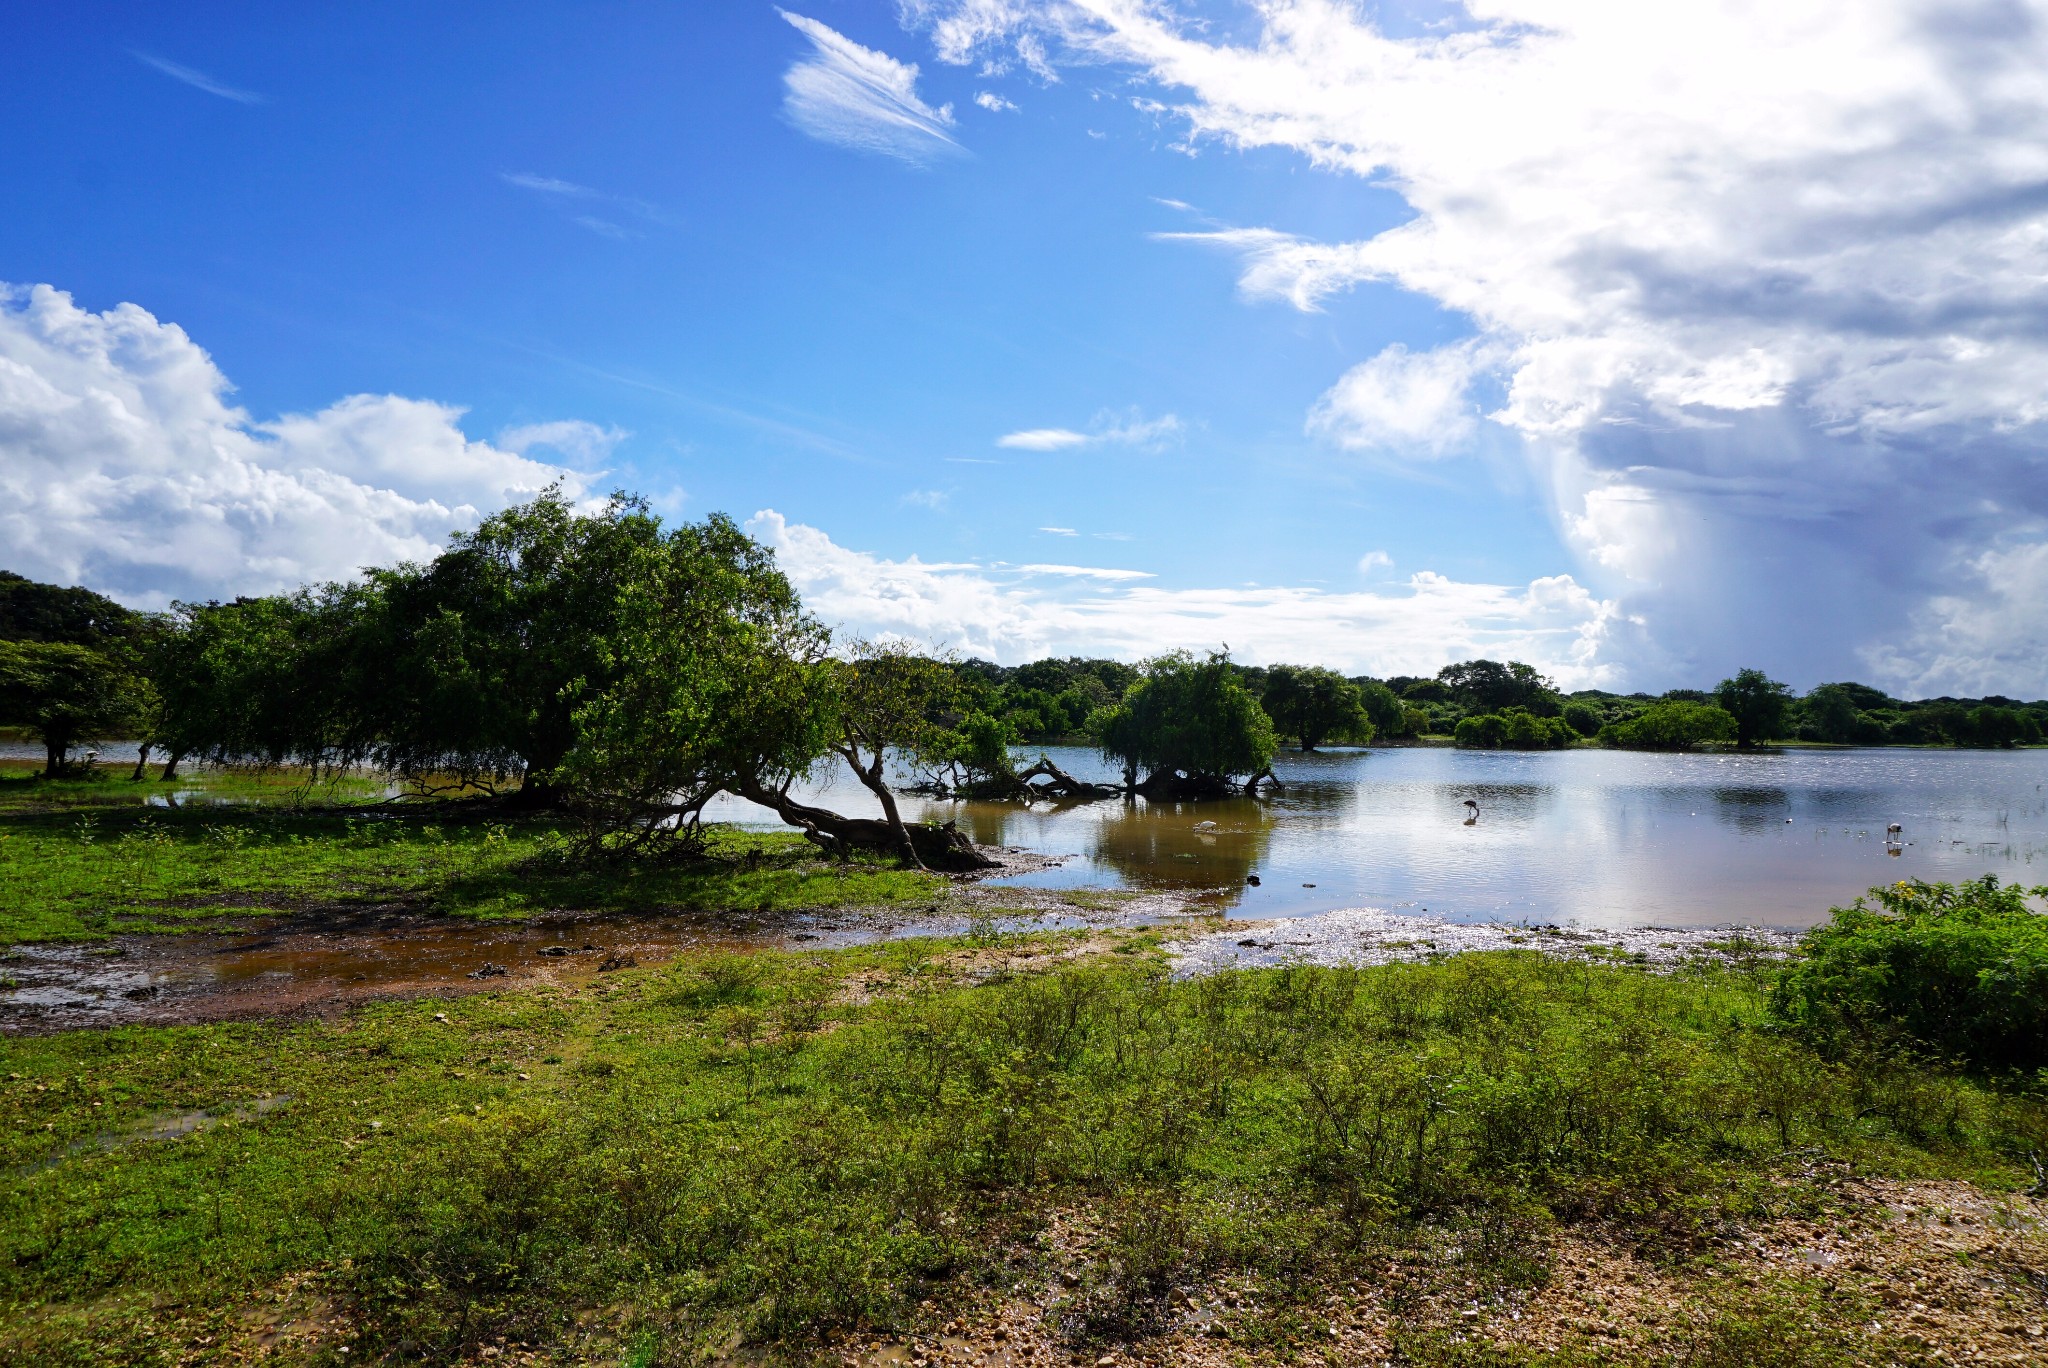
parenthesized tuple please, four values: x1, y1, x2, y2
(550, 513, 834, 857)
(1094, 651, 1278, 797)
(734, 640, 994, 869)
(1261, 664, 1374, 751)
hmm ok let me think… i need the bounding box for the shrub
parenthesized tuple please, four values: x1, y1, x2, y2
(1561, 703, 1603, 738)
(1453, 708, 1573, 749)
(1770, 876, 2048, 1072)
(1599, 700, 1737, 750)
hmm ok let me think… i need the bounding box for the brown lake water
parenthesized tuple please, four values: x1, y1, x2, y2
(706, 744, 2048, 928)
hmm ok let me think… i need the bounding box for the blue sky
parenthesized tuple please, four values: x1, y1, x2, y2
(8, 2, 2048, 694)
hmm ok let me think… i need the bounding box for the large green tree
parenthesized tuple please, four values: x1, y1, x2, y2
(1437, 659, 1556, 713)
(1715, 668, 1793, 747)
(0, 640, 150, 775)
(1261, 664, 1373, 751)
(1095, 651, 1278, 796)
(551, 514, 833, 855)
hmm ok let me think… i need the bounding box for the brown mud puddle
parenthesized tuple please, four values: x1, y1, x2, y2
(0, 874, 1205, 1035)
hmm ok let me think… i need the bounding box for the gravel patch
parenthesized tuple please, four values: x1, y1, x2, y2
(1173, 905, 1798, 975)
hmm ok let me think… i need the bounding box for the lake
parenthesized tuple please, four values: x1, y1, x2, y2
(704, 744, 2048, 929)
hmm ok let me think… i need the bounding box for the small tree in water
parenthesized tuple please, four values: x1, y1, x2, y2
(1093, 651, 1278, 797)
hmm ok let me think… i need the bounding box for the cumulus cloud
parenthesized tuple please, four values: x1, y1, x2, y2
(0, 284, 589, 607)
(748, 509, 1628, 682)
(1309, 343, 1480, 456)
(779, 10, 962, 165)
(1358, 550, 1392, 573)
(997, 410, 1182, 451)
(899, 0, 2048, 691)
(974, 90, 1018, 112)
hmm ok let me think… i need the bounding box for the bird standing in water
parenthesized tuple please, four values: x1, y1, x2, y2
(1463, 799, 1480, 825)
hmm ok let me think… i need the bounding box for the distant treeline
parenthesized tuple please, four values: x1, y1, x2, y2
(2, 492, 2042, 865)
(951, 654, 2045, 752)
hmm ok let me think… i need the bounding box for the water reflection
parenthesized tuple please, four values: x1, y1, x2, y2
(705, 745, 2048, 929)
(1085, 797, 1274, 892)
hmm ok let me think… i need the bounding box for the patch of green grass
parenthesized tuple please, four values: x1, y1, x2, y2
(0, 768, 943, 944)
(4, 949, 2046, 1363)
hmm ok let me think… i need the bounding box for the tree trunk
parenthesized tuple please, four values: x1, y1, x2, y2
(43, 736, 64, 778)
(130, 743, 152, 782)
(844, 746, 925, 869)
(732, 776, 995, 870)
(159, 751, 182, 782)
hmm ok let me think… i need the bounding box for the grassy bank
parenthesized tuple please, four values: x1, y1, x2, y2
(0, 767, 944, 944)
(5, 940, 2046, 1365)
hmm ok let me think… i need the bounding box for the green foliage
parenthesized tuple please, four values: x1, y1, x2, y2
(1599, 700, 1738, 750)
(554, 513, 830, 856)
(1560, 702, 1604, 738)
(1093, 651, 1277, 791)
(1715, 668, 1793, 746)
(1261, 664, 1374, 751)
(1437, 659, 1555, 713)
(0, 570, 137, 646)
(0, 641, 150, 774)
(1356, 679, 1408, 737)
(1772, 876, 2048, 1071)
(5, 950, 2044, 1362)
(1453, 707, 1574, 749)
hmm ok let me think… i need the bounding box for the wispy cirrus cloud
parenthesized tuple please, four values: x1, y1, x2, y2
(997, 410, 1182, 452)
(498, 172, 672, 239)
(131, 51, 264, 104)
(498, 419, 628, 466)
(779, 10, 962, 165)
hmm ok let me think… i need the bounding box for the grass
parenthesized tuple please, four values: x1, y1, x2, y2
(5, 942, 2046, 1364)
(0, 766, 945, 945)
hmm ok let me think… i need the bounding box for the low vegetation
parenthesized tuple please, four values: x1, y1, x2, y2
(0, 767, 942, 945)
(7, 931, 2048, 1365)
(1775, 874, 2048, 1073)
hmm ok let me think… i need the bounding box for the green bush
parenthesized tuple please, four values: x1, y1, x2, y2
(1599, 700, 1736, 750)
(1771, 876, 2048, 1072)
(1452, 707, 1573, 749)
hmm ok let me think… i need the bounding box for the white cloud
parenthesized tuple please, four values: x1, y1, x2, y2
(1017, 563, 1154, 580)
(974, 90, 1018, 112)
(1309, 343, 1478, 456)
(748, 509, 1628, 682)
(900, 0, 2048, 691)
(779, 11, 962, 165)
(499, 419, 628, 465)
(1358, 550, 1392, 573)
(500, 172, 593, 197)
(902, 488, 951, 510)
(998, 427, 1088, 450)
(1039, 525, 1078, 535)
(131, 51, 264, 104)
(997, 410, 1182, 451)
(0, 283, 591, 608)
